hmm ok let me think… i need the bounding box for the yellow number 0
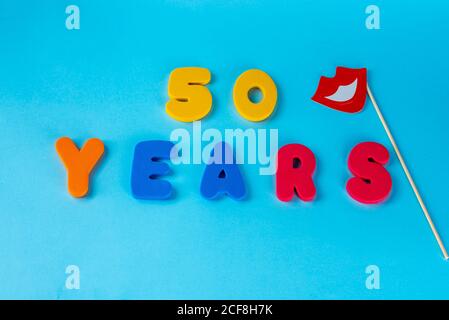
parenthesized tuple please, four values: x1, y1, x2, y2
(233, 69, 277, 122)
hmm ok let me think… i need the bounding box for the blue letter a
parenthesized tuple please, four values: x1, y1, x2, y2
(200, 142, 246, 200)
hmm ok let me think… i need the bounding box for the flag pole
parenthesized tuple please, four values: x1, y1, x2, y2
(367, 84, 449, 260)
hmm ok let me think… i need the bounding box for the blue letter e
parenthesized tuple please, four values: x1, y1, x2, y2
(131, 140, 174, 200)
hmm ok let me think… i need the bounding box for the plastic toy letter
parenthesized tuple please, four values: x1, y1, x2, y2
(200, 142, 246, 200)
(166, 67, 212, 122)
(233, 69, 277, 122)
(346, 142, 392, 204)
(276, 144, 316, 202)
(131, 140, 175, 200)
(55, 137, 105, 198)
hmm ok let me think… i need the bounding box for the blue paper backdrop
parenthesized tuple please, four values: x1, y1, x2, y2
(1, 0, 449, 299)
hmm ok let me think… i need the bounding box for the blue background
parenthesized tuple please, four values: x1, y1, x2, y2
(1, 0, 448, 299)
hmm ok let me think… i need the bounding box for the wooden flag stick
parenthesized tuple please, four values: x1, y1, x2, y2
(367, 84, 448, 260)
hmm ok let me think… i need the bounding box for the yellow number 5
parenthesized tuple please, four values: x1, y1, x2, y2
(166, 67, 212, 122)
